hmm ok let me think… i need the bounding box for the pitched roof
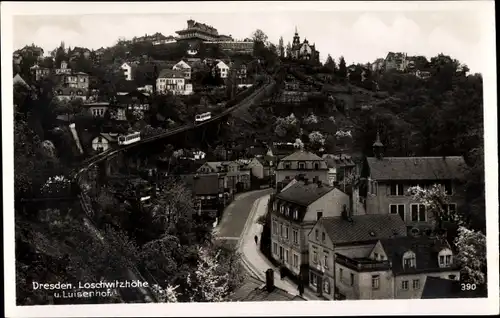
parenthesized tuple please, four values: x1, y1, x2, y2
(366, 156, 467, 181)
(158, 69, 185, 79)
(421, 276, 486, 299)
(192, 174, 220, 195)
(276, 181, 333, 206)
(228, 276, 305, 302)
(318, 214, 407, 245)
(379, 236, 454, 275)
(322, 154, 356, 168)
(282, 150, 324, 161)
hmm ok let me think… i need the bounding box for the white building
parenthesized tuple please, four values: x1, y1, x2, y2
(55, 60, 72, 75)
(172, 60, 192, 79)
(156, 69, 193, 95)
(215, 60, 230, 78)
(121, 62, 133, 81)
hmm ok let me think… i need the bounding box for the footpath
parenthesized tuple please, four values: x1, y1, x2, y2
(237, 194, 322, 301)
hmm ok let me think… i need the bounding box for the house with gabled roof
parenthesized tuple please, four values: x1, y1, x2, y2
(275, 150, 329, 190)
(270, 179, 350, 284)
(156, 69, 193, 95)
(172, 60, 192, 79)
(307, 213, 407, 299)
(358, 132, 468, 232)
(334, 236, 460, 300)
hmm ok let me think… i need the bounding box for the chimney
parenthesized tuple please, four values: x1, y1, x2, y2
(265, 269, 275, 292)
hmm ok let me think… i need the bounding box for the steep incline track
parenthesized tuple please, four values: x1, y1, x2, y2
(71, 72, 276, 303)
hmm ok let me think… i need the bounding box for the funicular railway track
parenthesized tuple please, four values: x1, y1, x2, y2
(71, 71, 276, 303)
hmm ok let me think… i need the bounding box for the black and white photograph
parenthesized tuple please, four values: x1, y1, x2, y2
(2, 1, 498, 317)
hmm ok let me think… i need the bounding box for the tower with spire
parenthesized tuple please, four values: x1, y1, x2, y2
(278, 36, 285, 58)
(289, 26, 320, 63)
(372, 130, 384, 159)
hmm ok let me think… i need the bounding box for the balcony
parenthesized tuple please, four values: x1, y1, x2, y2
(335, 253, 391, 272)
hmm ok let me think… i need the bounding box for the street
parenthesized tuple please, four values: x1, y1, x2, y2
(215, 189, 322, 300)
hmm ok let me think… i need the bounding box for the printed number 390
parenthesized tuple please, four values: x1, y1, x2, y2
(461, 283, 477, 291)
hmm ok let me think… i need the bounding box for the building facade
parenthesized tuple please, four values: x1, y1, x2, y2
(359, 134, 467, 232)
(275, 150, 329, 190)
(289, 28, 320, 63)
(121, 62, 134, 81)
(172, 60, 192, 79)
(156, 69, 193, 95)
(307, 214, 407, 300)
(334, 237, 461, 300)
(270, 180, 350, 283)
(385, 52, 408, 72)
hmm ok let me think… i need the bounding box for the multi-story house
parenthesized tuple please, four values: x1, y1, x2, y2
(384, 52, 408, 72)
(334, 236, 460, 300)
(116, 90, 150, 114)
(197, 161, 251, 192)
(54, 87, 88, 102)
(56, 72, 89, 89)
(172, 60, 192, 80)
(30, 64, 51, 81)
(371, 58, 385, 73)
(307, 214, 407, 299)
(289, 28, 320, 63)
(55, 60, 72, 75)
(275, 150, 329, 190)
(156, 69, 193, 95)
(322, 154, 356, 184)
(121, 62, 134, 81)
(214, 60, 230, 79)
(358, 133, 467, 232)
(270, 179, 350, 283)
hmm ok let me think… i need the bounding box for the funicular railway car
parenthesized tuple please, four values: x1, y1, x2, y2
(194, 112, 212, 124)
(118, 131, 141, 146)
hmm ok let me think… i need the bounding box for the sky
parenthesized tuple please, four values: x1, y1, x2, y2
(8, 2, 493, 74)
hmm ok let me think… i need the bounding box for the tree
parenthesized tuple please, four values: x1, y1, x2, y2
(454, 226, 487, 285)
(324, 55, 337, 73)
(338, 56, 347, 79)
(252, 29, 268, 44)
(308, 131, 326, 148)
(407, 184, 456, 232)
(187, 246, 230, 302)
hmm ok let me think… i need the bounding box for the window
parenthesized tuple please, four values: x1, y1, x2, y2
(323, 279, 330, 294)
(403, 252, 416, 268)
(280, 224, 283, 236)
(293, 254, 299, 268)
(313, 249, 318, 263)
(280, 205, 284, 214)
(317, 212, 323, 220)
(339, 268, 344, 282)
(322, 232, 326, 242)
(315, 229, 319, 240)
(444, 204, 457, 220)
(323, 252, 329, 269)
(413, 279, 420, 289)
(273, 242, 277, 254)
(284, 163, 291, 169)
(350, 273, 354, 286)
(285, 250, 289, 263)
(285, 207, 289, 216)
(298, 162, 305, 169)
(449, 274, 456, 280)
(443, 181, 453, 195)
(293, 209, 298, 219)
(285, 226, 289, 240)
(390, 183, 404, 196)
(374, 253, 379, 260)
(402, 280, 409, 290)
(411, 204, 426, 222)
(310, 273, 317, 286)
(293, 230, 298, 244)
(314, 163, 320, 170)
(445, 255, 451, 265)
(372, 181, 378, 195)
(372, 275, 380, 290)
(390, 204, 405, 221)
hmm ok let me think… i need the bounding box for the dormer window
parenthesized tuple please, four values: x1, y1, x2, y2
(284, 162, 291, 169)
(280, 205, 284, 214)
(298, 162, 305, 170)
(438, 248, 453, 267)
(402, 251, 416, 269)
(293, 209, 298, 220)
(314, 163, 320, 170)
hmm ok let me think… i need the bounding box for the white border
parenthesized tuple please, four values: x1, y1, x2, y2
(2, 1, 498, 317)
